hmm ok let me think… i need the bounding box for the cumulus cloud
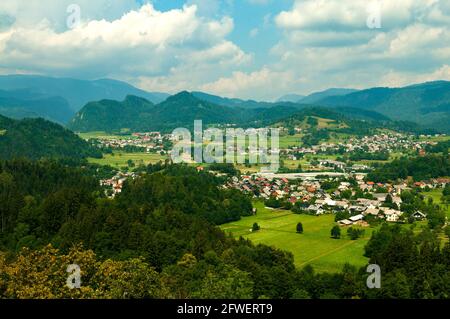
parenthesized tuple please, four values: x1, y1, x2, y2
(0, 3, 250, 83)
(1, 0, 450, 100)
(199, 67, 300, 100)
(265, 0, 450, 96)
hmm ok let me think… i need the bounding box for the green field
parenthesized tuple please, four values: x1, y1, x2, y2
(78, 131, 136, 140)
(279, 134, 303, 148)
(88, 152, 167, 168)
(423, 189, 450, 219)
(221, 201, 372, 273)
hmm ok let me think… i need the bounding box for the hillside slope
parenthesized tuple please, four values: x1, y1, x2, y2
(0, 114, 101, 160)
(315, 81, 450, 133)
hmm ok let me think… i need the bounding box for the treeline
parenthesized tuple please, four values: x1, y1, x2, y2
(367, 154, 450, 182)
(348, 151, 389, 161)
(1, 224, 449, 299)
(426, 139, 450, 154)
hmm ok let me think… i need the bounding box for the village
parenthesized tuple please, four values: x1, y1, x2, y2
(92, 131, 173, 153)
(224, 172, 450, 226)
(282, 132, 441, 158)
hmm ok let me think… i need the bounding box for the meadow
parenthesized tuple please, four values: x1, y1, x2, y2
(88, 152, 167, 168)
(221, 201, 372, 273)
(423, 188, 450, 219)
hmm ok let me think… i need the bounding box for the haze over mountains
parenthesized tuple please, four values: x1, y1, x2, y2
(0, 75, 169, 123)
(0, 75, 449, 133)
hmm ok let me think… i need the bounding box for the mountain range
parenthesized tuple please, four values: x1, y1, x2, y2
(0, 75, 449, 133)
(68, 91, 426, 134)
(68, 92, 303, 132)
(0, 75, 169, 123)
(311, 81, 450, 133)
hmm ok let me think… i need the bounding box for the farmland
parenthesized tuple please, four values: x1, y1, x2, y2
(88, 152, 167, 168)
(221, 201, 372, 273)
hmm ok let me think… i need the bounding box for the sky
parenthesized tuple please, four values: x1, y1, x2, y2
(0, 0, 450, 101)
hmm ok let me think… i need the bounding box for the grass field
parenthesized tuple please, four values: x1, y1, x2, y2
(423, 189, 450, 219)
(279, 134, 303, 148)
(221, 201, 372, 273)
(78, 131, 136, 140)
(88, 152, 167, 168)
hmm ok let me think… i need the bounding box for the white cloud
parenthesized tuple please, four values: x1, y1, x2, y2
(0, 0, 140, 31)
(249, 28, 259, 37)
(263, 0, 450, 98)
(0, 3, 250, 83)
(199, 67, 300, 100)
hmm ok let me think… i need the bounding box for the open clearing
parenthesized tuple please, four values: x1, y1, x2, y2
(88, 152, 167, 168)
(221, 201, 372, 273)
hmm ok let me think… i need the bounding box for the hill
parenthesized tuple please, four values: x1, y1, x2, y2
(277, 94, 306, 103)
(300, 88, 358, 104)
(271, 107, 431, 136)
(0, 114, 101, 160)
(315, 81, 450, 133)
(69, 90, 321, 132)
(191, 91, 280, 109)
(68, 95, 156, 132)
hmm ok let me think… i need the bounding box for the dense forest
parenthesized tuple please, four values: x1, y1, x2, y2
(0, 160, 449, 299)
(0, 115, 101, 160)
(366, 155, 450, 182)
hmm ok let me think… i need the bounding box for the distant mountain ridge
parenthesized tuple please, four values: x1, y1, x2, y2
(0, 75, 170, 123)
(299, 88, 359, 104)
(69, 91, 308, 132)
(313, 81, 450, 133)
(277, 94, 306, 103)
(0, 88, 73, 124)
(69, 91, 428, 134)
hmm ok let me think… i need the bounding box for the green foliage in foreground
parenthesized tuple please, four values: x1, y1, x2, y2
(0, 160, 449, 299)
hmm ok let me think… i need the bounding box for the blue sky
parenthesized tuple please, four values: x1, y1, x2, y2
(1, 0, 450, 100)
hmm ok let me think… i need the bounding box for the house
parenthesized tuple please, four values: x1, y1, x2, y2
(349, 214, 364, 222)
(384, 210, 403, 222)
(373, 193, 388, 202)
(338, 219, 353, 226)
(335, 201, 349, 210)
(392, 196, 402, 205)
(308, 205, 324, 215)
(364, 208, 380, 217)
(412, 211, 427, 220)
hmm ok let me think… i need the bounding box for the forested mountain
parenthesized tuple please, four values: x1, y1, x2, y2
(271, 107, 431, 136)
(299, 88, 358, 104)
(68, 92, 396, 133)
(314, 81, 450, 133)
(0, 89, 74, 123)
(0, 75, 169, 112)
(0, 114, 101, 160)
(277, 94, 306, 103)
(70, 91, 302, 132)
(68, 95, 156, 132)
